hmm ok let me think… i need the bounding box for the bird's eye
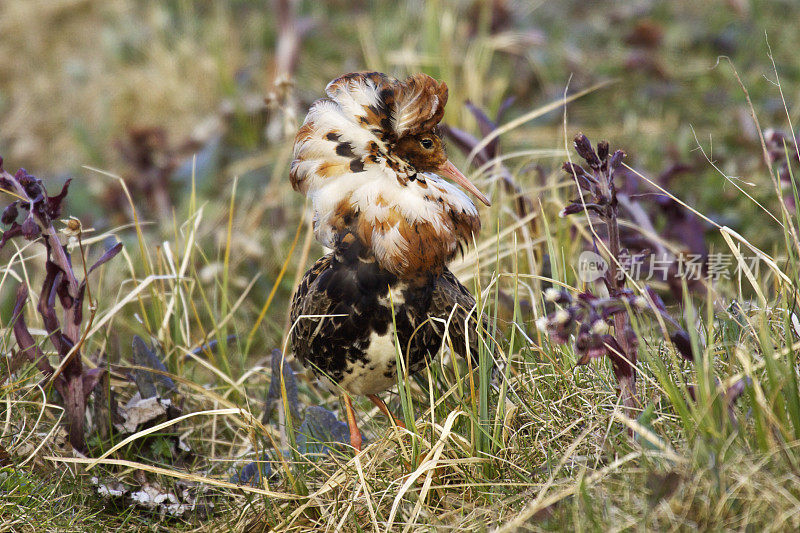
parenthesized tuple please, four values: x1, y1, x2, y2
(420, 138, 434, 149)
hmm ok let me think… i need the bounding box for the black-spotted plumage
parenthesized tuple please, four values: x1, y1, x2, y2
(289, 250, 484, 396)
(288, 72, 492, 449)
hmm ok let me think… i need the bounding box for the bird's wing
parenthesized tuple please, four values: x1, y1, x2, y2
(289, 254, 339, 366)
(429, 267, 489, 364)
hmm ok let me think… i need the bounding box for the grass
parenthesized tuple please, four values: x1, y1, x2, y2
(2, 0, 800, 531)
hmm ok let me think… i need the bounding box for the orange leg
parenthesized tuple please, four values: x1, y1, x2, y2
(368, 394, 406, 429)
(369, 394, 415, 473)
(343, 394, 362, 451)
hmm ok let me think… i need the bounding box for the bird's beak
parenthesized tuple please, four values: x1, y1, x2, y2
(437, 160, 491, 206)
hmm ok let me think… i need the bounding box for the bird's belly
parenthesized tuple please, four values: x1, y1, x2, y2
(291, 258, 448, 396)
(336, 331, 400, 396)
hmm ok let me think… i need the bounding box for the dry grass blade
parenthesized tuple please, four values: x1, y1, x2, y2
(494, 452, 641, 533)
(45, 456, 298, 499)
(385, 410, 463, 530)
(465, 80, 614, 168)
(3, 4, 800, 532)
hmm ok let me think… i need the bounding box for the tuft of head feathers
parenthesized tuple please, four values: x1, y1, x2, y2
(390, 73, 448, 137)
(290, 72, 480, 280)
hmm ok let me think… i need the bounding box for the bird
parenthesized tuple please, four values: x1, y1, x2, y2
(288, 71, 491, 451)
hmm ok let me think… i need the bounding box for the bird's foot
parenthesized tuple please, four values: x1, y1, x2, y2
(368, 394, 405, 429)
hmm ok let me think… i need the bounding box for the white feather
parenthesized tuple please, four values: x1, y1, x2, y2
(373, 222, 409, 266)
(392, 89, 423, 135)
(324, 77, 383, 127)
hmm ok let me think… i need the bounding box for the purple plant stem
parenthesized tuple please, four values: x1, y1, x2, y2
(2, 167, 88, 451)
(604, 199, 637, 413)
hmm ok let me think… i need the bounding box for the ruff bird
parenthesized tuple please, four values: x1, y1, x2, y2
(289, 71, 491, 451)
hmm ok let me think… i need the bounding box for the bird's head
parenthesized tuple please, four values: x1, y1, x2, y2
(393, 131, 448, 173)
(291, 72, 490, 279)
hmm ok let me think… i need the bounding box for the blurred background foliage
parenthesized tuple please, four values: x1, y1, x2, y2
(2, 1, 800, 528)
(2, 0, 798, 403)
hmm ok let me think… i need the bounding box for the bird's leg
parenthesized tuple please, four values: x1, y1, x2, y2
(343, 394, 362, 451)
(369, 394, 416, 473)
(368, 394, 406, 429)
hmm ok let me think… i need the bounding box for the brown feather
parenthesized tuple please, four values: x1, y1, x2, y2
(392, 74, 449, 136)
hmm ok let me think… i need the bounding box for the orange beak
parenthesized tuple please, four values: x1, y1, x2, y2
(437, 160, 491, 206)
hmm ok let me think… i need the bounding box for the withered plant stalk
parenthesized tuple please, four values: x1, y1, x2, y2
(1, 159, 121, 452)
(562, 134, 638, 412)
